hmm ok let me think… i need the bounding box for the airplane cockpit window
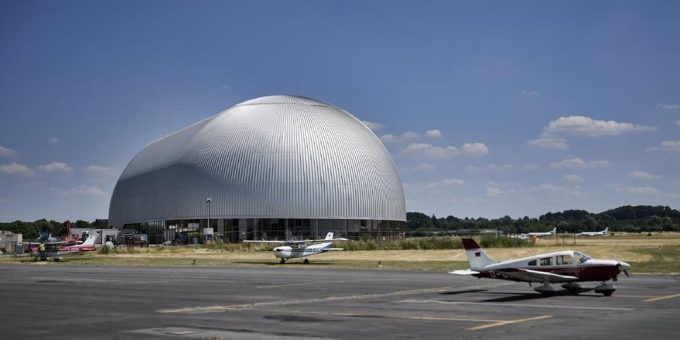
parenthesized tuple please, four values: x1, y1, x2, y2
(539, 257, 552, 266)
(574, 252, 591, 263)
(528, 260, 537, 266)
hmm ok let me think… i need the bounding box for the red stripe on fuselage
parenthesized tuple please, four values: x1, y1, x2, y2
(477, 265, 620, 282)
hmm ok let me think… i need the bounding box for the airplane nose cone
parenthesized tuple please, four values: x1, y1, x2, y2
(618, 261, 631, 277)
(619, 261, 631, 271)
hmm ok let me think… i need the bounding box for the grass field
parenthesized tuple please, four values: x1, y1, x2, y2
(2, 232, 679, 273)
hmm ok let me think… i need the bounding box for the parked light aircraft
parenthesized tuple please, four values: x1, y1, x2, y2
(526, 227, 556, 238)
(244, 232, 347, 264)
(451, 238, 631, 296)
(31, 235, 97, 259)
(577, 227, 609, 237)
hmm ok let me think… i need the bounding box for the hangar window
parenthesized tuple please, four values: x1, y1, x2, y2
(539, 257, 552, 266)
(528, 260, 537, 266)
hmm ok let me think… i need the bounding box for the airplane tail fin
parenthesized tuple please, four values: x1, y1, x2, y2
(551, 227, 557, 234)
(325, 232, 334, 240)
(83, 235, 97, 246)
(461, 238, 496, 269)
(603, 227, 609, 234)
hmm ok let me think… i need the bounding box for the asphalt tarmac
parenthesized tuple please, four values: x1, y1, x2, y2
(1, 264, 678, 339)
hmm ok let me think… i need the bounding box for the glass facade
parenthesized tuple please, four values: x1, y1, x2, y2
(124, 218, 405, 244)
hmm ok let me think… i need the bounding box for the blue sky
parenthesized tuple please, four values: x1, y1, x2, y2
(1, 0, 679, 222)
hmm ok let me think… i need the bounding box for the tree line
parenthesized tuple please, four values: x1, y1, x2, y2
(0, 219, 109, 240)
(1, 205, 679, 240)
(406, 205, 680, 236)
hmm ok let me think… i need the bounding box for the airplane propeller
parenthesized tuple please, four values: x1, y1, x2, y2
(617, 262, 630, 277)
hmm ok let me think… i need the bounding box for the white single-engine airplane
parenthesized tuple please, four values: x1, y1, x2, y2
(526, 227, 557, 238)
(451, 238, 631, 296)
(244, 232, 348, 264)
(576, 227, 609, 237)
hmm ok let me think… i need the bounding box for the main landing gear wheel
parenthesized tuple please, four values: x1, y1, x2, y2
(279, 258, 286, 264)
(562, 283, 582, 295)
(594, 282, 616, 297)
(303, 259, 310, 264)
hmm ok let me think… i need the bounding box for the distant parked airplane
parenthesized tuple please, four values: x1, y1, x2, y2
(576, 227, 609, 237)
(451, 238, 631, 296)
(526, 227, 557, 238)
(244, 232, 348, 264)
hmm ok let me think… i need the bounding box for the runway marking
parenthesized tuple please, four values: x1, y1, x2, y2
(158, 283, 509, 314)
(267, 308, 551, 331)
(255, 278, 400, 289)
(467, 315, 553, 331)
(643, 293, 680, 303)
(399, 299, 636, 311)
(268, 308, 505, 323)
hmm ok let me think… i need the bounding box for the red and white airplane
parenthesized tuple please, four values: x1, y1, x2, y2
(53, 235, 97, 254)
(451, 238, 631, 296)
(31, 235, 98, 258)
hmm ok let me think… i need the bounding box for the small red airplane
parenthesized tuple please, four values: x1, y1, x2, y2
(451, 238, 631, 296)
(30, 235, 97, 259)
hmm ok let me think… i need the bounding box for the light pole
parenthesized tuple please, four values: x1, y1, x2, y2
(205, 197, 212, 239)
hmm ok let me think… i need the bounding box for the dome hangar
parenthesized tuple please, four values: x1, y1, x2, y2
(109, 96, 406, 244)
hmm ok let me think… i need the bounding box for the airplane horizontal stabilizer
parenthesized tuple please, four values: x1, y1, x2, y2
(449, 269, 480, 275)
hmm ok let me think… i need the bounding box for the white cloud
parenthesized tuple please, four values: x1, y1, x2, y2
(423, 178, 466, 192)
(425, 129, 442, 138)
(542, 115, 656, 137)
(50, 185, 106, 197)
(549, 157, 614, 169)
(49, 137, 61, 144)
(521, 90, 540, 96)
(646, 140, 680, 153)
(402, 143, 458, 158)
(466, 163, 513, 173)
(676, 120, 680, 127)
(362, 120, 383, 131)
(616, 186, 660, 195)
(85, 165, 115, 175)
(659, 104, 680, 110)
(562, 174, 584, 183)
(484, 181, 519, 197)
(380, 131, 419, 143)
(0, 162, 34, 176)
(401, 162, 435, 172)
(527, 137, 569, 150)
(628, 171, 659, 180)
(0, 145, 17, 158)
(442, 178, 466, 186)
(37, 162, 73, 174)
(460, 143, 489, 156)
(402, 142, 488, 159)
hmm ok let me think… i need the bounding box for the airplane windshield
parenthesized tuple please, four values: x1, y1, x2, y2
(574, 252, 591, 263)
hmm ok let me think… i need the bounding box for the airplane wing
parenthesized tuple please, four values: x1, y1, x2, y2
(496, 268, 578, 283)
(449, 269, 480, 275)
(242, 240, 288, 244)
(312, 238, 348, 242)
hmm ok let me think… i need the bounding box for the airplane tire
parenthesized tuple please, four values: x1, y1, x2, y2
(539, 291, 553, 297)
(602, 291, 614, 297)
(279, 258, 285, 264)
(304, 259, 310, 264)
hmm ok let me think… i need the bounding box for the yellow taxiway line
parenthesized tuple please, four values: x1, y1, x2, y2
(266, 308, 552, 331)
(467, 315, 553, 331)
(643, 293, 680, 303)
